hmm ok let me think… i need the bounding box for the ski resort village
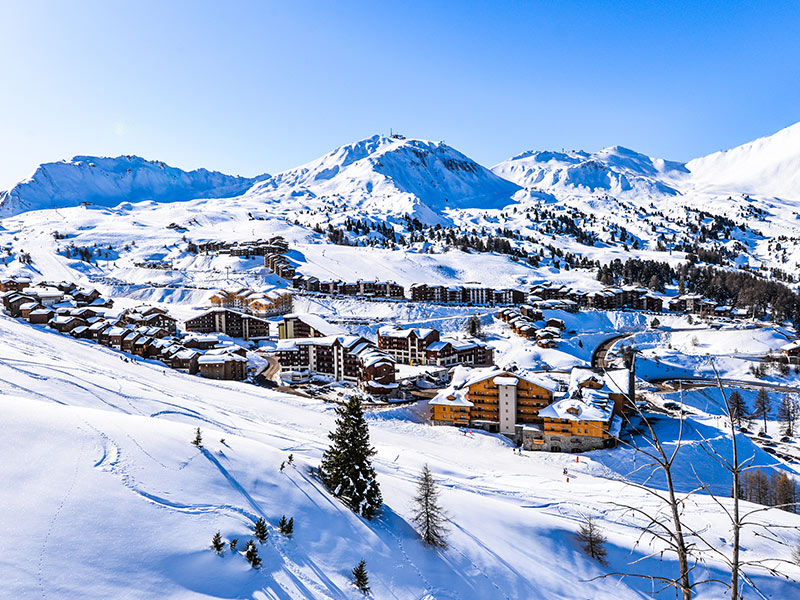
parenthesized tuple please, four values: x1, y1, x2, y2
(3, 122, 800, 599)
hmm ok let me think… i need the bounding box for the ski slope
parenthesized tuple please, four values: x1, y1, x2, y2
(1, 314, 799, 599)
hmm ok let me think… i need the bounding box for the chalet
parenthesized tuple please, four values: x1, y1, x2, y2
(531, 390, 622, 452)
(198, 350, 247, 381)
(132, 336, 156, 357)
(49, 315, 88, 334)
(518, 305, 543, 321)
(71, 288, 102, 306)
(0, 277, 32, 292)
(121, 306, 178, 335)
(171, 349, 201, 374)
(182, 334, 222, 350)
(28, 307, 55, 325)
(781, 340, 800, 362)
(278, 313, 344, 339)
(121, 331, 142, 353)
(106, 326, 131, 349)
(377, 325, 440, 364)
(20, 301, 42, 320)
(3, 292, 37, 317)
(272, 335, 397, 394)
(185, 308, 271, 341)
(425, 338, 494, 368)
(70, 325, 92, 339)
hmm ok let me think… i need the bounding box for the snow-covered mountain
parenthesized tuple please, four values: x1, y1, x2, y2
(686, 121, 800, 200)
(250, 135, 521, 222)
(0, 155, 268, 217)
(492, 145, 688, 197)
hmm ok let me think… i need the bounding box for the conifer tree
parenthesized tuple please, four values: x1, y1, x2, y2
(320, 397, 382, 519)
(211, 531, 225, 555)
(777, 394, 797, 437)
(192, 427, 203, 447)
(465, 315, 483, 338)
(577, 516, 608, 565)
(253, 517, 268, 543)
(245, 539, 261, 568)
(752, 389, 772, 434)
(277, 515, 294, 536)
(411, 464, 449, 548)
(229, 538, 239, 552)
(729, 391, 747, 427)
(351, 559, 370, 595)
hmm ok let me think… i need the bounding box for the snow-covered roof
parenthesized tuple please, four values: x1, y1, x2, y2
(378, 325, 436, 339)
(284, 313, 345, 336)
(430, 388, 474, 407)
(538, 397, 612, 422)
(493, 376, 518, 386)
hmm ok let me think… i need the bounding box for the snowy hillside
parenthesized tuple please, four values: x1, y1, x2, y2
(687, 121, 800, 201)
(2, 314, 799, 599)
(250, 135, 521, 223)
(0, 155, 268, 217)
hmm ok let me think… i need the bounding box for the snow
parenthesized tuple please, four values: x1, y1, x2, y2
(1, 314, 799, 598)
(3, 125, 800, 597)
(0, 155, 268, 217)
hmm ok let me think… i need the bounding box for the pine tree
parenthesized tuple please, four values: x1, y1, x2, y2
(752, 389, 772, 434)
(351, 559, 370, 595)
(777, 395, 797, 437)
(211, 531, 225, 555)
(253, 517, 268, 543)
(729, 391, 747, 427)
(245, 539, 262, 568)
(320, 397, 383, 519)
(465, 315, 483, 338)
(278, 516, 293, 536)
(577, 516, 608, 565)
(411, 464, 448, 548)
(229, 537, 239, 552)
(192, 427, 203, 447)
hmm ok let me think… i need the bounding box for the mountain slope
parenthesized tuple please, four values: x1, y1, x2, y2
(0, 155, 268, 217)
(493, 145, 688, 197)
(249, 135, 521, 221)
(687, 121, 800, 200)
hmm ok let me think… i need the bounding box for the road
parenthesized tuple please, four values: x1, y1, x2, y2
(591, 334, 630, 369)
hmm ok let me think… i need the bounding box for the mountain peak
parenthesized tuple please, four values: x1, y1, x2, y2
(0, 155, 268, 217)
(250, 134, 520, 220)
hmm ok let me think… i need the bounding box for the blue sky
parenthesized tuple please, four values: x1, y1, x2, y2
(1, 1, 799, 189)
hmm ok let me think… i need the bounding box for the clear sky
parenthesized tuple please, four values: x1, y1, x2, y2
(1, 1, 799, 189)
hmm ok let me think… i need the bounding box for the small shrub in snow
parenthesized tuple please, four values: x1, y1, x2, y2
(253, 517, 268, 543)
(245, 540, 261, 569)
(191, 427, 203, 448)
(211, 531, 224, 555)
(351, 559, 370, 595)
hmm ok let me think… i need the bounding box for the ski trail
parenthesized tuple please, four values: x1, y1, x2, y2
(38, 422, 88, 600)
(200, 449, 348, 600)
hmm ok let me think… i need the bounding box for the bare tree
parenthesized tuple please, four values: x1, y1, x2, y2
(680, 361, 800, 599)
(577, 515, 608, 565)
(594, 379, 700, 599)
